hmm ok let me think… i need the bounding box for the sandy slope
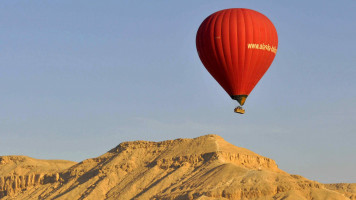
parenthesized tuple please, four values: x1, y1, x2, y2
(0, 134, 354, 199)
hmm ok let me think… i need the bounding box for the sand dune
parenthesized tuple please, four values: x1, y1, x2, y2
(1, 134, 355, 199)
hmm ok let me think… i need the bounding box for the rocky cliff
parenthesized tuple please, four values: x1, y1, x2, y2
(0, 135, 355, 200)
(0, 156, 76, 198)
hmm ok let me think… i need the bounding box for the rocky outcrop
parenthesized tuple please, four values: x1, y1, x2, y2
(0, 135, 354, 200)
(0, 156, 76, 198)
(0, 173, 61, 198)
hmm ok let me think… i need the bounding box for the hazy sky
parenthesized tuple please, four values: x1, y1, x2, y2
(1, 1, 355, 183)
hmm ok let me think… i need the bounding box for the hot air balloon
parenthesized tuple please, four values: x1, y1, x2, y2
(196, 8, 278, 114)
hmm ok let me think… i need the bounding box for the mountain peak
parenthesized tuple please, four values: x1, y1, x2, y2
(106, 134, 279, 171)
(1, 134, 354, 200)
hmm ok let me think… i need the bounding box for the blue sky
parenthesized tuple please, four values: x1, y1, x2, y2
(1, 1, 355, 183)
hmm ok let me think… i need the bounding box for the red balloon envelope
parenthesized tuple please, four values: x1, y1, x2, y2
(196, 8, 278, 108)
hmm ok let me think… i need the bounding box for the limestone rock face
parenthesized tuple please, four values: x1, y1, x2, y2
(0, 135, 354, 200)
(0, 156, 76, 198)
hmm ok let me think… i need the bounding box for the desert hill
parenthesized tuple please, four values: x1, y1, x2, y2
(0, 156, 76, 197)
(1, 134, 355, 199)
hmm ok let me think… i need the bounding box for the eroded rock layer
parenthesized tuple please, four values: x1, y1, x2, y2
(0, 135, 354, 200)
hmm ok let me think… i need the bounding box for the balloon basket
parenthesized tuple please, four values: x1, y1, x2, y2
(234, 106, 245, 114)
